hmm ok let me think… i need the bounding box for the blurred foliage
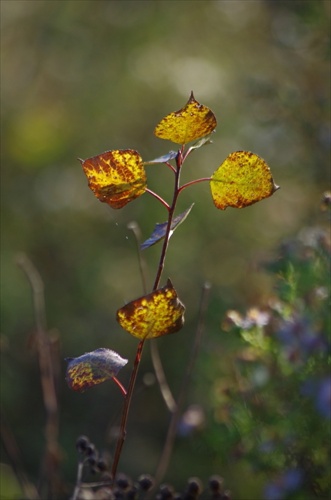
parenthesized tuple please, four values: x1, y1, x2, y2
(0, 1, 330, 499)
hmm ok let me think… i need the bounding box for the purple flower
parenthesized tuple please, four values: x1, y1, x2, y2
(316, 378, 331, 419)
(277, 317, 327, 365)
(264, 483, 285, 500)
(264, 468, 302, 500)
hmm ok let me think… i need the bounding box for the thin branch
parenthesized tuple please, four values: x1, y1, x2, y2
(70, 459, 84, 500)
(152, 281, 212, 487)
(128, 221, 177, 414)
(153, 149, 182, 291)
(16, 253, 61, 497)
(111, 339, 146, 480)
(127, 221, 148, 294)
(150, 341, 177, 413)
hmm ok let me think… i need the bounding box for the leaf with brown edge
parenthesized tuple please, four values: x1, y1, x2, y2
(116, 279, 185, 339)
(210, 151, 279, 210)
(65, 348, 128, 392)
(80, 149, 147, 209)
(154, 92, 217, 145)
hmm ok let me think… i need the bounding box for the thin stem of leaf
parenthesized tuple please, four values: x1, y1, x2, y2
(178, 177, 211, 194)
(165, 161, 176, 173)
(112, 377, 127, 397)
(146, 188, 170, 210)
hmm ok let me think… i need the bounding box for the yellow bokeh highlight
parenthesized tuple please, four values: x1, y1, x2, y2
(81, 149, 147, 209)
(154, 92, 217, 145)
(210, 151, 279, 210)
(117, 279, 185, 339)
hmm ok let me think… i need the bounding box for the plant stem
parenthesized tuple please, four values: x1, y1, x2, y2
(111, 148, 184, 480)
(153, 148, 183, 291)
(111, 339, 146, 480)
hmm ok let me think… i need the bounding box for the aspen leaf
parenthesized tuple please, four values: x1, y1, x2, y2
(141, 204, 194, 250)
(65, 348, 128, 392)
(80, 149, 147, 209)
(210, 151, 279, 210)
(154, 92, 217, 145)
(117, 279, 185, 339)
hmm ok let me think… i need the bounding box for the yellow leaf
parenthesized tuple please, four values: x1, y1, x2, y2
(210, 151, 279, 210)
(80, 149, 147, 209)
(154, 92, 217, 145)
(116, 279, 185, 339)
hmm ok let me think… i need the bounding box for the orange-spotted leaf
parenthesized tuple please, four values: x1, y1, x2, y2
(80, 149, 147, 209)
(65, 348, 128, 392)
(141, 204, 194, 250)
(116, 279, 185, 339)
(154, 92, 217, 145)
(210, 151, 279, 210)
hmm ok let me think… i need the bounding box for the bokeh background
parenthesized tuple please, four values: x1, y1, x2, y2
(1, 1, 330, 499)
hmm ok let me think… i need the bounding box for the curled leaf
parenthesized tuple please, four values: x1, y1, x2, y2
(66, 348, 128, 392)
(154, 91, 217, 145)
(141, 204, 194, 250)
(210, 151, 279, 210)
(117, 279, 185, 339)
(80, 149, 147, 209)
(144, 151, 178, 165)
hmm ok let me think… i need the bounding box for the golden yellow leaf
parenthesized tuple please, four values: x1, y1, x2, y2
(116, 279, 185, 339)
(210, 151, 279, 210)
(80, 149, 147, 209)
(154, 92, 217, 145)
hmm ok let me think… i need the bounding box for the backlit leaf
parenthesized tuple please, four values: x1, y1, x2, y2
(80, 149, 147, 209)
(210, 151, 279, 210)
(117, 278, 185, 339)
(154, 92, 217, 145)
(187, 133, 214, 153)
(141, 204, 194, 250)
(65, 348, 128, 392)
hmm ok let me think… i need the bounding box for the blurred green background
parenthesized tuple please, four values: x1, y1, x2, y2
(1, 1, 330, 499)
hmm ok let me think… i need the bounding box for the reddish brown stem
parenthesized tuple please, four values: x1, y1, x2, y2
(178, 176, 211, 193)
(153, 148, 183, 291)
(146, 188, 170, 210)
(111, 339, 146, 480)
(111, 146, 187, 480)
(112, 377, 127, 397)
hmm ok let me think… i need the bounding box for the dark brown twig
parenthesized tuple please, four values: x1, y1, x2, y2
(16, 253, 61, 498)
